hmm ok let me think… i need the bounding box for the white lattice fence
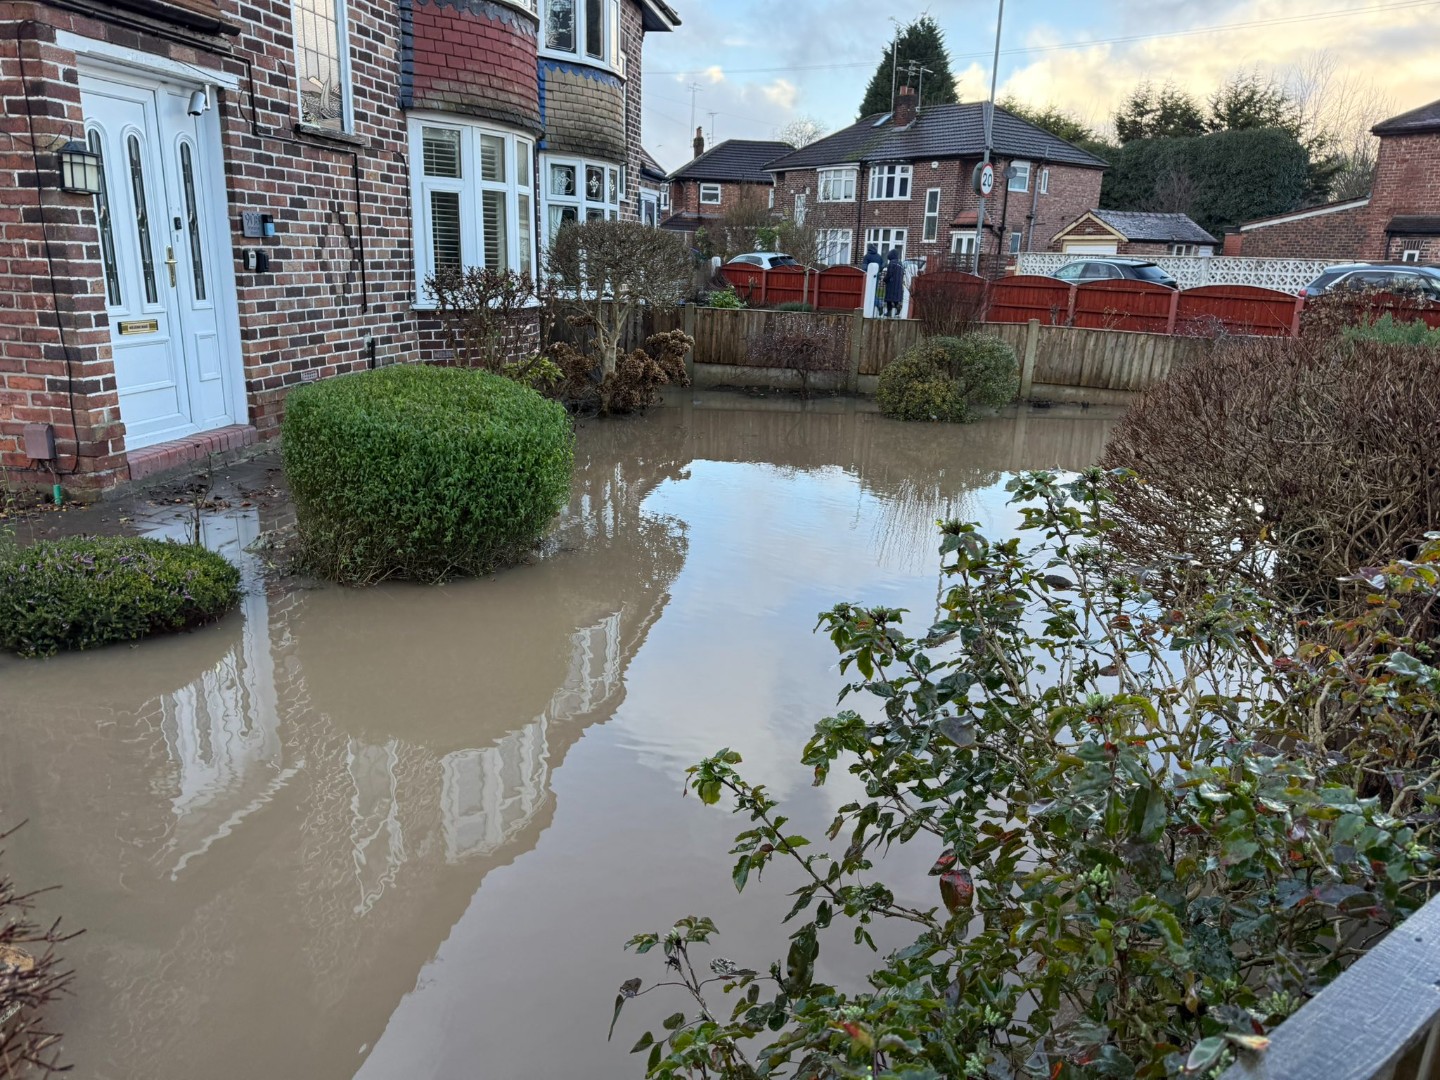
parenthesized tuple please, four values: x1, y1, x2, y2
(1015, 253, 1329, 293)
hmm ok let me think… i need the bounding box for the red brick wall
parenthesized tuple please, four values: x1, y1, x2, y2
(668, 179, 771, 219)
(405, 0, 541, 134)
(1235, 202, 1371, 261)
(1366, 130, 1440, 260)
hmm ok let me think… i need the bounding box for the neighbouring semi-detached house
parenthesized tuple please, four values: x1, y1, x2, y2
(1229, 97, 1440, 263)
(0, 0, 676, 494)
(1049, 210, 1218, 257)
(763, 86, 1106, 270)
(660, 132, 792, 232)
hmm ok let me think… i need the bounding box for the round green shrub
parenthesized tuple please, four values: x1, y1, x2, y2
(282, 365, 574, 585)
(876, 333, 1020, 423)
(0, 536, 240, 658)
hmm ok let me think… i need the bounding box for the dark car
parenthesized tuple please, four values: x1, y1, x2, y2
(1051, 258, 1179, 289)
(1299, 263, 1440, 298)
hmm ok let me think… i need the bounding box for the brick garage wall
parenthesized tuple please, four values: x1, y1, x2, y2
(1237, 202, 1371, 261)
(773, 157, 1102, 267)
(402, 0, 541, 134)
(1366, 130, 1440, 260)
(540, 62, 625, 163)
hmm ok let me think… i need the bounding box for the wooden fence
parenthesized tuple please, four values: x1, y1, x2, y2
(719, 263, 868, 312)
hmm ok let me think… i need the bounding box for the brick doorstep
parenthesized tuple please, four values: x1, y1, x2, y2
(127, 425, 260, 483)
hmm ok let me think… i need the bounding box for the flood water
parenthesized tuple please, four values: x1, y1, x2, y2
(0, 396, 1111, 1080)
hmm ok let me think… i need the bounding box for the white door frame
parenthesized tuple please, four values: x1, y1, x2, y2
(68, 39, 247, 443)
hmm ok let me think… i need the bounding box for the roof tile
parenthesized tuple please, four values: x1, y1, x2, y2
(669, 139, 795, 183)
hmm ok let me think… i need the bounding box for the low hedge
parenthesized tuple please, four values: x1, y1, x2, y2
(282, 365, 573, 585)
(876, 333, 1019, 423)
(0, 536, 240, 658)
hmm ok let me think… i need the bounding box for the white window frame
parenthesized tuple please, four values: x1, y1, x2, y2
(817, 167, 857, 203)
(868, 164, 912, 201)
(793, 192, 806, 226)
(698, 182, 722, 205)
(865, 227, 907, 260)
(409, 114, 537, 306)
(541, 153, 624, 243)
(1169, 243, 1200, 256)
(541, 0, 626, 75)
(1008, 160, 1030, 193)
(819, 228, 853, 267)
(950, 231, 976, 256)
(292, 0, 354, 133)
(1400, 247, 1422, 264)
(1039, 168, 1049, 195)
(1008, 230, 1022, 256)
(922, 188, 941, 243)
(659, 185, 670, 212)
(767, 186, 774, 209)
(641, 190, 659, 227)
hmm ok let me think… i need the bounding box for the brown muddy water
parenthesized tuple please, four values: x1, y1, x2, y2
(0, 395, 1112, 1080)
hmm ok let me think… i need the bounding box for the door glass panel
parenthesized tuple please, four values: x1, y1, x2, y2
(430, 191, 462, 271)
(87, 128, 122, 306)
(126, 133, 159, 304)
(179, 142, 207, 302)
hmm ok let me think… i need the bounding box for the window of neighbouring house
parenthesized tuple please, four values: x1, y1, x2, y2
(922, 188, 941, 242)
(1401, 246, 1422, 263)
(292, 0, 352, 131)
(542, 154, 622, 242)
(410, 116, 536, 302)
(641, 191, 658, 226)
(768, 186, 774, 209)
(1008, 160, 1030, 193)
(866, 227, 906, 260)
(1009, 230, 1022, 255)
(868, 164, 911, 200)
(543, 0, 624, 72)
(699, 182, 722, 205)
(659, 185, 670, 211)
(817, 167, 857, 202)
(1169, 243, 1200, 256)
(794, 192, 806, 226)
(1039, 168, 1049, 194)
(819, 228, 853, 266)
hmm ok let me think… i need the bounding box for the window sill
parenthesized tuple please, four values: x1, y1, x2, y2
(294, 123, 367, 148)
(868, 196, 913, 202)
(817, 198, 856, 205)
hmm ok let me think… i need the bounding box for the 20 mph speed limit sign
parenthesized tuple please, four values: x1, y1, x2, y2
(972, 161, 995, 196)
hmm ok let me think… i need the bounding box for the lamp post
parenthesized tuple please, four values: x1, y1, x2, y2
(972, 0, 1005, 275)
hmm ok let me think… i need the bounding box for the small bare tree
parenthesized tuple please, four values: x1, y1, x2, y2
(749, 311, 850, 397)
(772, 116, 826, 148)
(545, 220, 693, 378)
(426, 266, 544, 375)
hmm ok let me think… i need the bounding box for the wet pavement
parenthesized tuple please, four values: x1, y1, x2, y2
(0, 393, 1115, 1079)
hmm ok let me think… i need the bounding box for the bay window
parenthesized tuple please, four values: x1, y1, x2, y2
(543, 0, 625, 72)
(868, 164, 911, 200)
(410, 116, 536, 302)
(817, 167, 857, 202)
(543, 154, 623, 241)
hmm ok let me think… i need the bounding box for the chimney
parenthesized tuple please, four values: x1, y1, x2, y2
(693, 126, 705, 159)
(894, 85, 918, 127)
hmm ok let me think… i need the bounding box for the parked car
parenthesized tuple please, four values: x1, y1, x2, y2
(1299, 264, 1440, 298)
(725, 252, 800, 270)
(1050, 258, 1178, 289)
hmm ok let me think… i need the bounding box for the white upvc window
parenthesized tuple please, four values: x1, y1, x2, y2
(1039, 168, 1050, 194)
(866, 227, 906, 260)
(950, 231, 976, 256)
(1009, 230, 1023, 255)
(817, 167, 857, 202)
(819, 228, 853, 266)
(1401, 247, 1422, 263)
(659, 185, 670, 211)
(410, 115, 536, 302)
(794, 192, 806, 226)
(292, 0, 353, 132)
(641, 191, 659, 226)
(1170, 243, 1200, 256)
(543, 0, 626, 74)
(768, 186, 774, 209)
(1008, 160, 1031, 193)
(868, 164, 912, 200)
(699, 182, 722, 205)
(922, 188, 941, 243)
(542, 154, 623, 241)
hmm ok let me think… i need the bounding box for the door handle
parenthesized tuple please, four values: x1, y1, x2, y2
(165, 246, 177, 287)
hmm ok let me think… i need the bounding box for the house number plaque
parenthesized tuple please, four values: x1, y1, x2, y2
(118, 319, 159, 335)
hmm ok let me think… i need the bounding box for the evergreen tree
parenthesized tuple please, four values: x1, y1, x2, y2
(1114, 81, 1206, 143)
(857, 16, 959, 118)
(997, 97, 1115, 160)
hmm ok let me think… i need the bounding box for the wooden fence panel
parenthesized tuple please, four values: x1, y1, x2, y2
(858, 319, 925, 376)
(987, 275, 1073, 325)
(815, 266, 866, 312)
(762, 266, 811, 307)
(911, 271, 990, 328)
(1364, 291, 1440, 329)
(1175, 284, 1300, 337)
(719, 264, 766, 305)
(1072, 279, 1173, 333)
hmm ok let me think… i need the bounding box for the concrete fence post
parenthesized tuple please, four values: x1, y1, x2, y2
(846, 309, 865, 394)
(1018, 318, 1040, 401)
(682, 303, 697, 383)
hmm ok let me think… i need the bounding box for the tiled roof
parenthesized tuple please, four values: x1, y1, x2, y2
(638, 147, 667, 182)
(1089, 210, 1218, 244)
(1373, 98, 1440, 136)
(764, 103, 1108, 172)
(669, 139, 794, 183)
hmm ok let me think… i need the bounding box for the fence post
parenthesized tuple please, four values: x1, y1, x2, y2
(759, 269, 768, 306)
(1065, 286, 1077, 327)
(682, 303, 697, 383)
(1291, 296, 1305, 338)
(1018, 318, 1039, 401)
(846, 309, 864, 394)
(1166, 289, 1179, 334)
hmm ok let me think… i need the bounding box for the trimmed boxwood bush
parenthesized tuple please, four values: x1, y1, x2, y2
(0, 536, 240, 658)
(282, 365, 573, 585)
(876, 332, 1019, 423)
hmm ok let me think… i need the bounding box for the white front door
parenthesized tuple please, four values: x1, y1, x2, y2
(82, 70, 241, 450)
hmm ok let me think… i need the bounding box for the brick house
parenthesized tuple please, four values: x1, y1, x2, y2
(637, 145, 666, 225)
(0, 0, 676, 493)
(660, 133, 792, 232)
(763, 87, 1106, 270)
(1049, 210, 1217, 257)
(1231, 97, 1440, 264)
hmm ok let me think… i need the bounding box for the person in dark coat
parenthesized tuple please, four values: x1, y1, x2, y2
(861, 243, 885, 314)
(883, 249, 906, 317)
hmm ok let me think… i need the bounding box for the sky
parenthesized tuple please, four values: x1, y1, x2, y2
(640, 0, 1440, 170)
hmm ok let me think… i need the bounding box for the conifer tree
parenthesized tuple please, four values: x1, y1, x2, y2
(857, 16, 959, 118)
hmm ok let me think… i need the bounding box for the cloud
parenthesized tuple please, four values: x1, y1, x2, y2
(762, 78, 798, 110)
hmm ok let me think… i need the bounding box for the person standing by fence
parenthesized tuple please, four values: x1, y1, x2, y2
(883, 249, 906, 318)
(862, 244, 885, 315)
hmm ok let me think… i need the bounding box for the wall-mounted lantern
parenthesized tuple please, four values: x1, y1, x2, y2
(58, 141, 102, 195)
